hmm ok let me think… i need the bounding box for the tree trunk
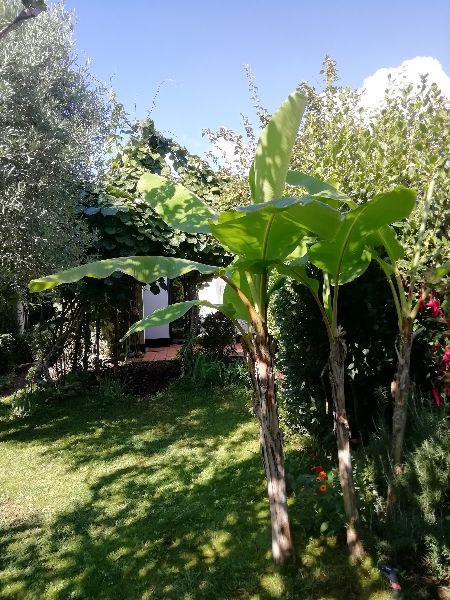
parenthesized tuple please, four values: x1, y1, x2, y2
(83, 310, 91, 372)
(16, 301, 26, 334)
(251, 329, 293, 565)
(95, 318, 101, 376)
(113, 307, 119, 373)
(34, 303, 84, 384)
(391, 317, 413, 474)
(328, 328, 364, 562)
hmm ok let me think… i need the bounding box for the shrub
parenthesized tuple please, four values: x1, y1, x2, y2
(286, 448, 345, 538)
(197, 311, 236, 358)
(272, 263, 404, 445)
(353, 390, 450, 582)
(0, 332, 33, 374)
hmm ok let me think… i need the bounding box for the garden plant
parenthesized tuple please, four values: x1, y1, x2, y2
(30, 90, 415, 564)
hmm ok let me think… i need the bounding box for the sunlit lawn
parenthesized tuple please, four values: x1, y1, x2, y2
(0, 379, 390, 599)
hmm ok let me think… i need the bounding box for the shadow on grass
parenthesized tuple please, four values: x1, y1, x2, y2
(0, 382, 388, 600)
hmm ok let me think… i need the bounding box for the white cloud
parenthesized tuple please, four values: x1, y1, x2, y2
(209, 138, 239, 166)
(360, 56, 450, 111)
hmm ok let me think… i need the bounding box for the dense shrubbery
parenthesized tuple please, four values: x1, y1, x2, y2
(273, 263, 399, 444)
(178, 312, 248, 388)
(197, 311, 236, 358)
(0, 332, 33, 375)
(353, 392, 450, 583)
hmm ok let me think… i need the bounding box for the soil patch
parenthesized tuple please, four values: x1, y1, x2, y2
(110, 360, 181, 397)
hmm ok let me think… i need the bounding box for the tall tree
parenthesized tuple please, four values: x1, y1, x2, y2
(206, 59, 450, 471)
(0, 0, 46, 40)
(0, 0, 118, 298)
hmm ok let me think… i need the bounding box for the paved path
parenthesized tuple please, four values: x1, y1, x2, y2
(135, 343, 244, 362)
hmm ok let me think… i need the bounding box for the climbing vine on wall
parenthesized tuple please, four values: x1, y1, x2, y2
(81, 118, 229, 267)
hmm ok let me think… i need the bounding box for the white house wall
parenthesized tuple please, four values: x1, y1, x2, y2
(198, 278, 226, 315)
(142, 278, 229, 343)
(143, 281, 169, 341)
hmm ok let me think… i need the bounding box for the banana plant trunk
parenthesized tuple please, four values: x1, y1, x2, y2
(250, 329, 293, 565)
(391, 317, 413, 474)
(328, 329, 364, 561)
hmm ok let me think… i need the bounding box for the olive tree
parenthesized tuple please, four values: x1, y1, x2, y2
(0, 0, 117, 297)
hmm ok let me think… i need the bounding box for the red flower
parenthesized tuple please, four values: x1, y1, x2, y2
(426, 293, 443, 318)
(418, 293, 427, 311)
(318, 471, 327, 480)
(432, 385, 441, 407)
(311, 465, 324, 472)
(442, 347, 450, 367)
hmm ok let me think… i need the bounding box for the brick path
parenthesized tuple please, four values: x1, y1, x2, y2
(137, 343, 244, 362)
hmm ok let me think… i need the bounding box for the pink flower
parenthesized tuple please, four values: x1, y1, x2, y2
(426, 293, 443, 318)
(418, 293, 427, 311)
(432, 385, 441, 407)
(442, 347, 450, 367)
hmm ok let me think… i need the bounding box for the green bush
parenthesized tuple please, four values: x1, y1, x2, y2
(272, 263, 403, 445)
(353, 391, 450, 582)
(0, 334, 15, 374)
(179, 311, 239, 384)
(197, 311, 236, 358)
(9, 372, 130, 417)
(286, 449, 345, 538)
(0, 332, 33, 374)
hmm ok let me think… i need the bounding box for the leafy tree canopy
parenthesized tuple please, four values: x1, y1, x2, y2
(205, 58, 450, 281)
(81, 118, 230, 269)
(0, 0, 118, 297)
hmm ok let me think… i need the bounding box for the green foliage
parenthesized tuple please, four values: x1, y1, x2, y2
(138, 173, 217, 234)
(210, 196, 340, 262)
(178, 312, 245, 387)
(308, 187, 415, 286)
(353, 392, 450, 582)
(273, 278, 330, 438)
(273, 264, 399, 441)
(29, 256, 218, 293)
(83, 118, 226, 266)
(0, 0, 117, 296)
(0, 332, 33, 375)
(286, 451, 345, 538)
(197, 311, 236, 358)
(0, 335, 15, 375)
(292, 59, 450, 280)
(250, 91, 307, 202)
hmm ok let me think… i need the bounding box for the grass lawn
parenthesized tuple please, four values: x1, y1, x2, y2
(0, 377, 391, 600)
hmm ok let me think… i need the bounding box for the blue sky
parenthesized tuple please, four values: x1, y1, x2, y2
(65, 0, 450, 155)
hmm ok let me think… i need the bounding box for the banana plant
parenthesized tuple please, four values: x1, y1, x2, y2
(371, 181, 450, 481)
(279, 172, 416, 559)
(30, 91, 344, 565)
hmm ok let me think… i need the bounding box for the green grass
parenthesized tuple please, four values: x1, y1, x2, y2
(0, 379, 390, 600)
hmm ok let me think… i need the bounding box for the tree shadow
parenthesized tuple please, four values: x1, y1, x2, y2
(0, 382, 389, 599)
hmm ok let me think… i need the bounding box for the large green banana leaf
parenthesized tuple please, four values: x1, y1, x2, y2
(308, 187, 416, 285)
(286, 170, 354, 206)
(222, 268, 255, 322)
(250, 92, 307, 203)
(137, 173, 217, 234)
(210, 197, 340, 261)
(29, 256, 219, 292)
